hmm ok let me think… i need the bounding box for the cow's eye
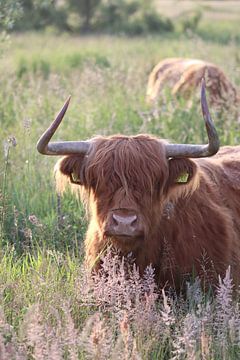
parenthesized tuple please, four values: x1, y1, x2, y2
(155, 181, 161, 191)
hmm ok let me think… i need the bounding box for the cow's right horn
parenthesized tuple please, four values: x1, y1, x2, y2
(37, 97, 91, 156)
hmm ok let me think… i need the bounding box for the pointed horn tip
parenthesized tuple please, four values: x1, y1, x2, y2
(201, 77, 206, 86)
(201, 78, 206, 97)
(61, 95, 71, 110)
(57, 95, 71, 117)
(200, 79, 208, 114)
(64, 95, 71, 107)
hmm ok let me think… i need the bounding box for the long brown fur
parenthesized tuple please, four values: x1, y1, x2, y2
(55, 135, 240, 290)
(146, 58, 240, 108)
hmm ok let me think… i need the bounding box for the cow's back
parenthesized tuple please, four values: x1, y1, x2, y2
(197, 146, 240, 210)
(155, 146, 240, 289)
(196, 146, 240, 282)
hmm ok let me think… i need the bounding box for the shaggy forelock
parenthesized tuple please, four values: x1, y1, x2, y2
(84, 135, 169, 200)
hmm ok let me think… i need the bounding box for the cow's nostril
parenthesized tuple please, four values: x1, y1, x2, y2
(131, 216, 137, 226)
(112, 215, 118, 226)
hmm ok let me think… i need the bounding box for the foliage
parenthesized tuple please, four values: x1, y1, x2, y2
(11, 0, 174, 35)
(0, 0, 22, 31)
(179, 9, 202, 33)
(0, 251, 240, 358)
(68, 0, 102, 31)
(14, 0, 68, 31)
(0, 0, 22, 53)
(96, 0, 174, 34)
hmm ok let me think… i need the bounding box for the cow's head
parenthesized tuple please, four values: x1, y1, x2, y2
(37, 80, 219, 252)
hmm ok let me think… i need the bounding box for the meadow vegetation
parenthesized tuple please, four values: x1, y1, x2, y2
(1, 3, 240, 358)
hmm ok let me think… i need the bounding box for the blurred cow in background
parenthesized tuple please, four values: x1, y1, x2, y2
(147, 58, 239, 109)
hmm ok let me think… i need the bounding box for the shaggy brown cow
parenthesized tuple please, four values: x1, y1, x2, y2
(37, 82, 240, 290)
(147, 58, 239, 108)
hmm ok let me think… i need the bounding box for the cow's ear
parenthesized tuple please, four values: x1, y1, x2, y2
(167, 158, 198, 189)
(57, 155, 86, 185)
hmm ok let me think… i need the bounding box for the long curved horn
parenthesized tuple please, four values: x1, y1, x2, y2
(37, 97, 91, 156)
(165, 79, 220, 158)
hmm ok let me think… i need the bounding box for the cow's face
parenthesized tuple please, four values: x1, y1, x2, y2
(56, 135, 198, 251)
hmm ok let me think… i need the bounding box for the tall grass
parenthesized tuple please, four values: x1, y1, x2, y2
(0, 31, 240, 359)
(0, 251, 240, 359)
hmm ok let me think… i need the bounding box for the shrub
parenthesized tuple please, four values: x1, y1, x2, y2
(0, 0, 22, 31)
(180, 10, 202, 33)
(68, 0, 102, 31)
(143, 11, 174, 33)
(97, 0, 174, 35)
(125, 12, 174, 36)
(14, 0, 68, 31)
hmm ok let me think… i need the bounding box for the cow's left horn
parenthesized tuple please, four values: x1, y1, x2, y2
(165, 79, 220, 158)
(37, 96, 91, 156)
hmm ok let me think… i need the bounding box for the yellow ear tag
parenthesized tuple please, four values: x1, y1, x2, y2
(176, 172, 189, 184)
(70, 172, 81, 184)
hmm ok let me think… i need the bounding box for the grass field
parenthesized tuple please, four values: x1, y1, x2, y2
(156, 1, 240, 20)
(156, 0, 240, 44)
(1, 9, 240, 358)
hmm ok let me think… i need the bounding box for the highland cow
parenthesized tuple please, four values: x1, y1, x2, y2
(147, 58, 239, 108)
(37, 81, 240, 290)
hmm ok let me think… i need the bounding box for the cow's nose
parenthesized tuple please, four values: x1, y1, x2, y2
(113, 213, 137, 227)
(112, 213, 138, 236)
